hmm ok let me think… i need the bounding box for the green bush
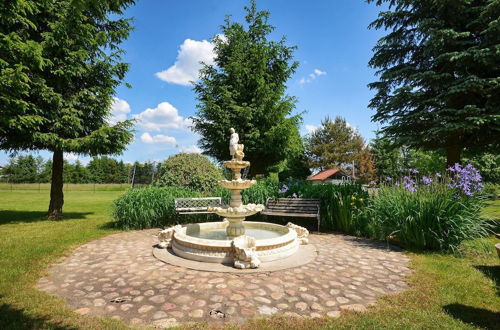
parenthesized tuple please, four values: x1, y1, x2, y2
(359, 185, 491, 251)
(278, 180, 368, 233)
(112, 186, 200, 229)
(154, 153, 223, 192)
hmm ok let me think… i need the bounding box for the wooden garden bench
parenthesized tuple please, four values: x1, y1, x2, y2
(261, 197, 321, 231)
(174, 197, 223, 221)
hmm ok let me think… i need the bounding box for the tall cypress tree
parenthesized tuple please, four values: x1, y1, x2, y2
(0, 0, 135, 218)
(367, 0, 500, 166)
(192, 1, 303, 176)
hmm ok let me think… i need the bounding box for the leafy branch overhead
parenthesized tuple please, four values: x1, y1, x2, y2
(367, 0, 500, 166)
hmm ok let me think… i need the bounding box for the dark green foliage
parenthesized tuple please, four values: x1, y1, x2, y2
(371, 132, 446, 178)
(192, 0, 303, 176)
(86, 156, 131, 184)
(154, 153, 223, 193)
(0, 0, 135, 217)
(2, 154, 132, 183)
(64, 160, 90, 183)
(359, 185, 491, 251)
(2, 154, 43, 183)
(112, 187, 199, 229)
(368, 0, 500, 166)
(467, 152, 500, 184)
(281, 181, 369, 233)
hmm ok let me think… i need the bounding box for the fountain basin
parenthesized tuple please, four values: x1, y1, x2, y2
(171, 221, 299, 264)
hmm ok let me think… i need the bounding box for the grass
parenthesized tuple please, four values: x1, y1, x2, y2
(0, 190, 499, 329)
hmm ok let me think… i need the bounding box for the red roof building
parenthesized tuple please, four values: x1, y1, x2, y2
(307, 168, 352, 184)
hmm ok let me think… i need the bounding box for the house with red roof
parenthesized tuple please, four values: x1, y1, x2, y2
(306, 168, 353, 185)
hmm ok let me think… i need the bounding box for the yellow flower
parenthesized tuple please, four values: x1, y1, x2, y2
(351, 195, 356, 200)
(358, 198, 364, 203)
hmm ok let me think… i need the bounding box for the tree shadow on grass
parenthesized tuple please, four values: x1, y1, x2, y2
(443, 304, 500, 329)
(98, 221, 118, 230)
(0, 210, 92, 225)
(0, 302, 77, 330)
(475, 265, 500, 296)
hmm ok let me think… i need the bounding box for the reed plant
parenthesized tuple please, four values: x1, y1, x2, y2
(360, 181, 491, 251)
(112, 186, 199, 229)
(279, 180, 368, 232)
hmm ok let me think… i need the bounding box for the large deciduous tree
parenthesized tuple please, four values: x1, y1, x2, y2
(367, 0, 500, 167)
(192, 0, 303, 176)
(0, 0, 135, 218)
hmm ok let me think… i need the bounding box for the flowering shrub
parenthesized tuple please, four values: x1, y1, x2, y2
(358, 184, 490, 251)
(355, 163, 490, 251)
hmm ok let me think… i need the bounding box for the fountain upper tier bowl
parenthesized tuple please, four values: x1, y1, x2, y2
(171, 221, 299, 263)
(217, 179, 256, 190)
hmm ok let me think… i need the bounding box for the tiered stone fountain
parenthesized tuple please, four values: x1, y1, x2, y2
(157, 129, 308, 269)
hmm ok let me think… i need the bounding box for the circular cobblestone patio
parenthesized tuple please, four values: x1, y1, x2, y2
(37, 230, 410, 327)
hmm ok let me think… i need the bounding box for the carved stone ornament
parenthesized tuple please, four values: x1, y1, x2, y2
(232, 235, 261, 269)
(157, 225, 181, 248)
(286, 222, 309, 245)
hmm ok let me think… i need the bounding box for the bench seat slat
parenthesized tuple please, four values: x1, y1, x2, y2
(265, 207, 318, 212)
(261, 211, 318, 218)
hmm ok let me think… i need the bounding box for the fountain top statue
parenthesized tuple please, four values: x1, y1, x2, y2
(229, 128, 245, 162)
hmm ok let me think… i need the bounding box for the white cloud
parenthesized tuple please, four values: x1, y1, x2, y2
(134, 102, 191, 132)
(299, 68, 327, 85)
(313, 69, 326, 76)
(108, 97, 131, 125)
(305, 124, 317, 133)
(64, 152, 79, 162)
(140, 132, 176, 145)
(179, 145, 202, 154)
(156, 39, 215, 86)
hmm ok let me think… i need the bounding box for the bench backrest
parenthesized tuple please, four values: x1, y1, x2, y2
(174, 197, 223, 213)
(265, 198, 320, 216)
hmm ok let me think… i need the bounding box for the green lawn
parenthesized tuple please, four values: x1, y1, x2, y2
(0, 190, 498, 329)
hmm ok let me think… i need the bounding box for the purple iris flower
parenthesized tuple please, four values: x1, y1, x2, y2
(422, 176, 433, 185)
(278, 185, 289, 194)
(403, 176, 416, 192)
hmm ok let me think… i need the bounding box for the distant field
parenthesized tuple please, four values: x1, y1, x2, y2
(0, 183, 132, 191)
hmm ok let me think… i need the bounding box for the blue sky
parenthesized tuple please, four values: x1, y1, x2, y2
(1, 0, 388, 165)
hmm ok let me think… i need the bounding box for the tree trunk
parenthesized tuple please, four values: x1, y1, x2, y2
(47, 150, 64, 219)
(446, 145, 462, 168)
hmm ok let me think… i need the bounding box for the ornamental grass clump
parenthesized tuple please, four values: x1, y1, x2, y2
(362, 164, 491, 251)
(277, 180, 368, 233)
(113, 186, 199, 229)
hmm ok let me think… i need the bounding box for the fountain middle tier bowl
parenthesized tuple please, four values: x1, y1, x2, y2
(218, 179, 257, 190)
(208, 203, 264, 218)
(171, 221, 299, 263)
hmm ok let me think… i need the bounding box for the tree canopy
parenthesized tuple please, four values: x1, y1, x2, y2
(192, 0, 303, 176)
(367, 0, 500, 166)
(0, 0, 135, 218)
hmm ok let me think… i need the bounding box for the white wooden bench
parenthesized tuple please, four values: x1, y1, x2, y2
(174, 197, 223, 221)
(261, 197, 321, 231)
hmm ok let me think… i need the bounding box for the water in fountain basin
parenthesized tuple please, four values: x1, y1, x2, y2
(188, 228, 283, 240)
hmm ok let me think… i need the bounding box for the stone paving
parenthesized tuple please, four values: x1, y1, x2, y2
(37, 230, 410, 327)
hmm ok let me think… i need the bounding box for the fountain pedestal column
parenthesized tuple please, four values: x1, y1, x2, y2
(225, 216, 246, 238)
